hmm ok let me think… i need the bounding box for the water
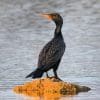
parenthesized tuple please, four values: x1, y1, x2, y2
(0, 0, 100, 99)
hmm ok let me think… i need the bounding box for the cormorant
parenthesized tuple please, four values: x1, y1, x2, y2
(26, 13, 66, 80)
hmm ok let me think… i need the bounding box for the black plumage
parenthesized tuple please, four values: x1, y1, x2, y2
(26, 13, 66, 79)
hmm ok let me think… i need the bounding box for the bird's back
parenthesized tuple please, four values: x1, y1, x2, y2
(38, 35, 65, 70)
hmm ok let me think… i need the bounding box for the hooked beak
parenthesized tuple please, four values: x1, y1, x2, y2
(41, 13, 52, 20)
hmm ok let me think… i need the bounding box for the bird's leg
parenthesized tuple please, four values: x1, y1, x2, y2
(53, 69, 62, 81)
(46, 72, 50, 78)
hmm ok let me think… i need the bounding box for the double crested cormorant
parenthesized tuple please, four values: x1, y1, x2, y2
(26, 13, 65, 80)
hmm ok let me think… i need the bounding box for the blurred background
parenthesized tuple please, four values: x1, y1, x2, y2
(0, 0, 100, 99)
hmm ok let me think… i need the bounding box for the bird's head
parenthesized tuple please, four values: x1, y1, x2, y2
(41, 13, 63, 26)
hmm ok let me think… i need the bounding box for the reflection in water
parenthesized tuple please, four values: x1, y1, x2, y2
(15, 90, 74, 100)
(19, 91, 72, 100)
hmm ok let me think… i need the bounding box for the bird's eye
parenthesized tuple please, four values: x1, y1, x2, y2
(55, 15, 58, 18)
(54, 15, 58, 19)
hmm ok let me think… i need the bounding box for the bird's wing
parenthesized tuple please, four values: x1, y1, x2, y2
(38, 41, 52, 67)
(38, 39, 65, 69)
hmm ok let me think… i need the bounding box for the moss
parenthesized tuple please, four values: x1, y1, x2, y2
(13, 77, 90, 98)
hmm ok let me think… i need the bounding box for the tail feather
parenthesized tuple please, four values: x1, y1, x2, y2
(25, 71, 34, 78)
(26, 68, 44, 79)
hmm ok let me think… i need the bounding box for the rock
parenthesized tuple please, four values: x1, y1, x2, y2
(13, 77, 91, 98)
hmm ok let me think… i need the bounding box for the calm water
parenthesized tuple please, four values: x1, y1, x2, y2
(0, 0, 100, 100)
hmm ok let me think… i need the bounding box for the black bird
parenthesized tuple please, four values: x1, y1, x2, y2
(26, 13, 66, 80)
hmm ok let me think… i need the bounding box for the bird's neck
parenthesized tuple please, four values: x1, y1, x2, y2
(54, 24, 62, 37)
